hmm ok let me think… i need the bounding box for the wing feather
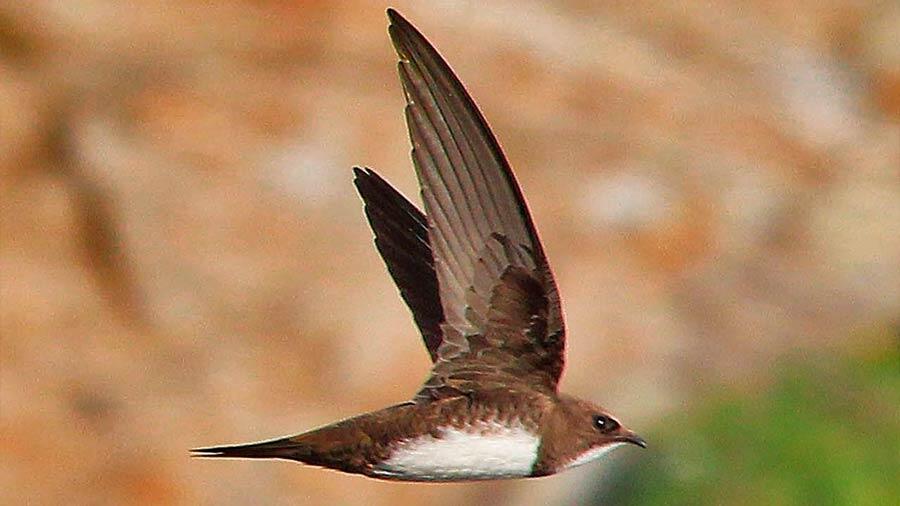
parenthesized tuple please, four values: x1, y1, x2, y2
(386, 9, 566, 397)
(353, 167, 444, 360)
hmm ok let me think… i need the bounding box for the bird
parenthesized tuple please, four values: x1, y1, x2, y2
(192, 8, 646, 482)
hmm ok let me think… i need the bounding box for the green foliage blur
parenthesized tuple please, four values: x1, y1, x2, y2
(598, 337, 900, 505)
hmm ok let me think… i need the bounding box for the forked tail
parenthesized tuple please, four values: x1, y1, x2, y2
(191, 436, 306, 460)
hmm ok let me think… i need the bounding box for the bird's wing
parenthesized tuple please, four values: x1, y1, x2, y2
(387, 9, 565, 399)
(353, 167, 444, 361)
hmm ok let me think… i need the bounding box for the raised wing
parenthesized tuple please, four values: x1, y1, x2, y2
(387, 9, 566, 399)
(353, 167, 443, 361)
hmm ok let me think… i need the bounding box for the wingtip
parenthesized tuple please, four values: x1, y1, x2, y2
(385, 8, 420, 59)
(386, 8, 408, 33)
(352, 167, 370, 192)
(353, 166, 381, 184)
(386, 8, 403, 23)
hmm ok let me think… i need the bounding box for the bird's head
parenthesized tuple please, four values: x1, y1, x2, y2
(533, 394, 646, 475)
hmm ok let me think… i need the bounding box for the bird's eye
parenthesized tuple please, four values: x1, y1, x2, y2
(592, 414, 620, 433)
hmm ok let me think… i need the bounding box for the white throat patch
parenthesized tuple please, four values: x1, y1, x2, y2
(373, 422, 540, 481)
(564, 442, 626, 470)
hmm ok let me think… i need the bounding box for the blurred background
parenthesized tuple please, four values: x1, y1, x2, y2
(1, 1, 898, 504)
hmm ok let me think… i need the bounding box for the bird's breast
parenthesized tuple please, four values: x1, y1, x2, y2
(371, 421, 541, 481)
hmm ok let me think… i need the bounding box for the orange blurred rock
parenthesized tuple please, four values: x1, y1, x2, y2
(2, 1, 899, 505)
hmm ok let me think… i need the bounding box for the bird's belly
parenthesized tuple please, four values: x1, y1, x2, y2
(372, 423, 541, 481)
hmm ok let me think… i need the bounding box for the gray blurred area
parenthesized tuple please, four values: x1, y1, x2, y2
(1, 1, 898, 504)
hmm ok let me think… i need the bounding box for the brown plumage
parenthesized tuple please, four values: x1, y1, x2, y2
(381, 8, 567, 404)
(193, 9, 646, 481)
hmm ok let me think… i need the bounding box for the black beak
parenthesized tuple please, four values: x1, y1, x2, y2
(618, 433, 648, 449)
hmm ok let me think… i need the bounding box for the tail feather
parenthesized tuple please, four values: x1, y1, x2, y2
(191, 436, 306, 460)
